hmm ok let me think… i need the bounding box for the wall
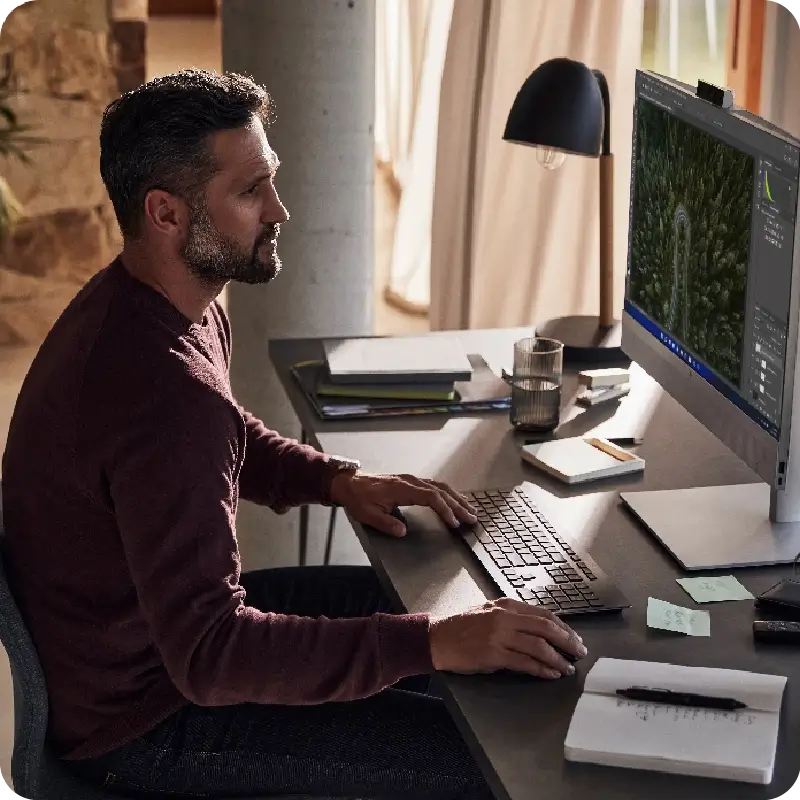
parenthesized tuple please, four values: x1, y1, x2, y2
(0, 0, 146, 346)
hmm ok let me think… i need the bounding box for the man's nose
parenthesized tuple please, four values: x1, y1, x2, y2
(264, 189, 290, 224)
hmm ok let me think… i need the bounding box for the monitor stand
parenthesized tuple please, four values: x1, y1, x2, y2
(620, 483, 800, 570)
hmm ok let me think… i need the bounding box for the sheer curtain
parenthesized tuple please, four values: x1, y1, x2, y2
(375, 0, 454, 313)
(429, 0, 644, 330)
(761, 0, 800, 139)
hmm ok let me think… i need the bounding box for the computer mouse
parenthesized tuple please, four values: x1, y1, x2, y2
(388, 506, 408, 527)
(552, 643, 579, 664)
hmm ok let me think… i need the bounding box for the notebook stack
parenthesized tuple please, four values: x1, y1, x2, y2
(291, 336, 511, 420)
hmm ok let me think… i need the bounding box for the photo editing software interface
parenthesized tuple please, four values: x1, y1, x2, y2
(625, 72, 800, 439)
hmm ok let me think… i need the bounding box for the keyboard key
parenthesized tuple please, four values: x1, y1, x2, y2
(522, 555, 539, 567)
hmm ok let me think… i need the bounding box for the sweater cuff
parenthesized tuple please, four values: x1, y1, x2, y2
(377, 612, 434, 683)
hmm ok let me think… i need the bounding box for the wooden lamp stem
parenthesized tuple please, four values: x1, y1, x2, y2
(593, 68, 614, 329)
(599, 154, 614, 328)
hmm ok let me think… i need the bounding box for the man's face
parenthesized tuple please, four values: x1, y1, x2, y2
(181, 118, 289, 285)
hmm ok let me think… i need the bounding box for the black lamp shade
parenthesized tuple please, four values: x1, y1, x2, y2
(504, 57, 604, 157)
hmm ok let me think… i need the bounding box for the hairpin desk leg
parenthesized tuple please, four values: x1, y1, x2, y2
(298, 428, 310, 566)
(323, 507, 338, 566)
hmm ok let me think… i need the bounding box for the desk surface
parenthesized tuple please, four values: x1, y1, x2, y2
(268, 329, 800, 800)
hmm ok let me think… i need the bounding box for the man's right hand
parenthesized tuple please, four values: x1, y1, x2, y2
(428, 598, 587, 679)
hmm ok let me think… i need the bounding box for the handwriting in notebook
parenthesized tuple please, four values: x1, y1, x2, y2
(615, 698, 757, 726)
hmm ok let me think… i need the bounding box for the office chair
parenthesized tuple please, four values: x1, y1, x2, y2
(0, 486, 348, 800)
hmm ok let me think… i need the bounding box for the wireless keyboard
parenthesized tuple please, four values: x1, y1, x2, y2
(459, 487, 630, 616)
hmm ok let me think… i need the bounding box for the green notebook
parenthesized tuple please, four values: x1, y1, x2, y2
(316, 377, 456, 402)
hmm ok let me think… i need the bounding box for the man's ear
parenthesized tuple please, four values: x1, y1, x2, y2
(142, 189, 188, 238)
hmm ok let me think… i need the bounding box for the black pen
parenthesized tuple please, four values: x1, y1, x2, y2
(616, 687, 747, 710)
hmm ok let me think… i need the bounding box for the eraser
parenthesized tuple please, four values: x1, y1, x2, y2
(578, 368, 631, 389)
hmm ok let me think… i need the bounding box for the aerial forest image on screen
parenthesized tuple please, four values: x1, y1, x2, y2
(628, 99, 754, 386)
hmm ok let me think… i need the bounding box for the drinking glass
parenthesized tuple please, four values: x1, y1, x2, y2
(508, 337, 563, 432)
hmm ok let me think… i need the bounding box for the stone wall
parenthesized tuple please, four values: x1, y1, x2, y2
(0, 0, 146, 346)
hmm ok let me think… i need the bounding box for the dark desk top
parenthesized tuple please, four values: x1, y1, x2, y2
(268, 330, 800, 800)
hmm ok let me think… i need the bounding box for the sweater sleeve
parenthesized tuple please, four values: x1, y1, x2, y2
(236, 407, 340, 511)
(107, 385, 433, 707)
(210, 299, 341, 511)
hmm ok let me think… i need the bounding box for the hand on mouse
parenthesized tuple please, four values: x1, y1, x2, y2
(329, 471, 477, 537)
(428, 598, 587, 679)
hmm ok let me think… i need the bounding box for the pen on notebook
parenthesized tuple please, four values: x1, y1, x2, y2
(616, 687, 747, 710)
(522, 437, 641, 446)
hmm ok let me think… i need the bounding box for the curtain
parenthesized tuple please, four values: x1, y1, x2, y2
(761, 0, 800, 139)
(375, 0, 454, 313)
(429, 0, 644, 331)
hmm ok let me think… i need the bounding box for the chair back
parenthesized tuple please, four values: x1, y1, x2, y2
(0, 487, 117, 799)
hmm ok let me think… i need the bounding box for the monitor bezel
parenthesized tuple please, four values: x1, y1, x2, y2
(622, 70, 800, 495)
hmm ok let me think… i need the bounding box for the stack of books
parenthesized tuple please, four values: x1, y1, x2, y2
(291, 336, 511, 420)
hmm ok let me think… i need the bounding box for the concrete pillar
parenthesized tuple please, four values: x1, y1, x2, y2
(109, 0, 147, 95)
(221, 0, 375, 568)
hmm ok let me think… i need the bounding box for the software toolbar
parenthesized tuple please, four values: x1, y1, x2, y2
(747, 305, 786, 426)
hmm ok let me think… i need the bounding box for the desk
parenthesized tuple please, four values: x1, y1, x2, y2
(268, 329, 800, 800)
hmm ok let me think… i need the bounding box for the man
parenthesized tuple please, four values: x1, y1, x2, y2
(1, 70, 586, 799)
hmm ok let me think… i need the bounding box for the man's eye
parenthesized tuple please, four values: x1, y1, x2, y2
(244, 184, 259, 196)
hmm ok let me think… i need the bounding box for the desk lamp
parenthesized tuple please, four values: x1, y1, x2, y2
(504, 57, 626, 364)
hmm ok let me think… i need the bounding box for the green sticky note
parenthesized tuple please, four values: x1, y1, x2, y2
(676, 575, 754, 604)
(647, 597, 711, 636)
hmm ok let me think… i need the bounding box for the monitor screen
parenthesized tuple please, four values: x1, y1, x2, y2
(625, 72, 800, 439)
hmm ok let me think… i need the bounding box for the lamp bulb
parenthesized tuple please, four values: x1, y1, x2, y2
(536, 148, 567, 170)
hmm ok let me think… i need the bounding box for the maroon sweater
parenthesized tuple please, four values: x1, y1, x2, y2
(1, 260, 433, 761)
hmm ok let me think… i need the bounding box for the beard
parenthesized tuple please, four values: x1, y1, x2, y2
(181, 201, 282, 285)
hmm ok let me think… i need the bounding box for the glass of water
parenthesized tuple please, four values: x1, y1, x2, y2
(509, 337, 564, 432)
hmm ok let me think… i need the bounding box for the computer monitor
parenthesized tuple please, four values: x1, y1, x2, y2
(620, 70, 800, 571)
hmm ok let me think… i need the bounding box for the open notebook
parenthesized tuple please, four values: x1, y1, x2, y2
(565, 658, 787, 784)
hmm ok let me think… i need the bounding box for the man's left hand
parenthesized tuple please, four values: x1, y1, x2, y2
(329, 472, 478, 537)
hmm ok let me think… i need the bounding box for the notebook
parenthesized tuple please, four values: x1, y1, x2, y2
(323, 336, 474, 385)
(315, 377, 456, 402)
(565, 658, 787, 784)
(291, 354, 509, 420)
(521, 437, 645, 484)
